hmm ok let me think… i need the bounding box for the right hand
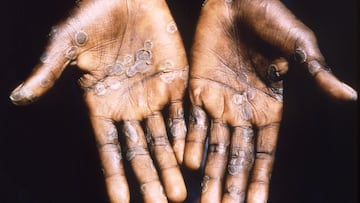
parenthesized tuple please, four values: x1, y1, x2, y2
(10, 0, 188, 202)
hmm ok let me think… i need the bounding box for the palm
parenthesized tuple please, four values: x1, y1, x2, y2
(10, 0, 188, 202)
(184, 0, 356, 203)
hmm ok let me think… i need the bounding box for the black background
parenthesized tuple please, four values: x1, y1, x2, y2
(0, 0, 358, 202)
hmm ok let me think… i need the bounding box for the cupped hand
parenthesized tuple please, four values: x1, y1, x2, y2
(183, 0, 357, 202)
(10, 0, 188, 202)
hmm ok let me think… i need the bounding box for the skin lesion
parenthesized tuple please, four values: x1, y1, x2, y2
(79, 39, 154, 95)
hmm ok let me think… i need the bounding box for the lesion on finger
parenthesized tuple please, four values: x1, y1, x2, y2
(125, 146, 150, 161)
(100, 154, 124, 179)
(167, 100, 187, 140)
(208, 143, 228, 155)
(10, 82, 38, 105)
(74, 30, 89, 47)
(147, 135, 173, 153)
(201, 175, 222, 193)
(207, 120, 230, 157)
(226, 125, 255, 177)
(97, 144, 124, 178)
(150, 136, 169, 147)
(123, 120, 142, 143)
(306, 59, 330, 76)
(187, 105, 209, 143)
(228, 147, 254, 175)
(189, 105, 208, 130)
(168, 118, 187, 141)
(224, 184, 246, 202)
(293, 48, 330, 76)
(139, 180, 167, 200)
(128, 154, 158, 179)
(202, 147, 228, 193)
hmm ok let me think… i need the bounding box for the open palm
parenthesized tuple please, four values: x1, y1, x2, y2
(183, 0, 357, 202)
(10, 0, 188, 202)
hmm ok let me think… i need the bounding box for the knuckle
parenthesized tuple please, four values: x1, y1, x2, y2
(125, 146, 149, 161)
(208, 143, 228, 155)
(228, 148, 254, 175)
(201, 175, 221, 193)
(255, 150, 274, 160)
(189, 105, 208, 128)
(225, 185, 246, 202)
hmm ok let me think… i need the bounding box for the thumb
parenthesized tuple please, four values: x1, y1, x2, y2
(10, 27, 76, 105)
(305, 60, 357, 101)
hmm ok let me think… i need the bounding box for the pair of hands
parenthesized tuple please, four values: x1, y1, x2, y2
(10, 0, 357, 203)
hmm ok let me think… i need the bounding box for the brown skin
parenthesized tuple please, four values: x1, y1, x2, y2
(10, 0, 187, 202)
(9, 0, 357, 203)
(183, 0, 357, 203)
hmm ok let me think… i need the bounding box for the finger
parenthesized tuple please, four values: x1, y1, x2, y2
(167, 100, 187, 164)
(297, 58, 357, 101)
(238, 0, 357, 101)
(184, 105, 209, 170)
(122, 120, 167, 203)
(9, 38, 73, 105)
(238, 0, 322, 60)
(200, 120, 230, 203)
(90, 116, 129, 203)
(246, 123, 280, 203)
(222, 126, 255, 203)
(146, 112, 187, 202)
(10, 48, 69, 105)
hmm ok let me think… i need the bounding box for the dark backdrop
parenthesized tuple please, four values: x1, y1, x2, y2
(0, 0, 357, 203)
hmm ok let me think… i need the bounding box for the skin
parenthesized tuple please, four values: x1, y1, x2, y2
(10, 0, 187, 202)
(183, 0, 357, 203)
(9, 0, 357, 203)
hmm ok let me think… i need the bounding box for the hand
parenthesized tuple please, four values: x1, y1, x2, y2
(9, 0, 188, 202)
(183, 0, 357, 202)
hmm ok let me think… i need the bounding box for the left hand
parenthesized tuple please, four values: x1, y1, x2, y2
(183, 0, 357, 202)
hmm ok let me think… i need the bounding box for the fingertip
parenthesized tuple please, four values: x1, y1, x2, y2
(10, 60, 62, 106)
(341, 82, 357, 101)
(105, 175, 130, 203)
(167, 188, 187, 203)
(246, 182, 269, 203)
(184, 143, 204, 170)
(163, 169, 187, 202)
(141, 181, 168, 203)
(314, 70, 358, 101)
(10, 83, 37, 105)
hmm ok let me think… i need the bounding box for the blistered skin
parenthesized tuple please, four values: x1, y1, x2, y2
(9, 0, 188, 202)
(183, 0, 357, 203)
